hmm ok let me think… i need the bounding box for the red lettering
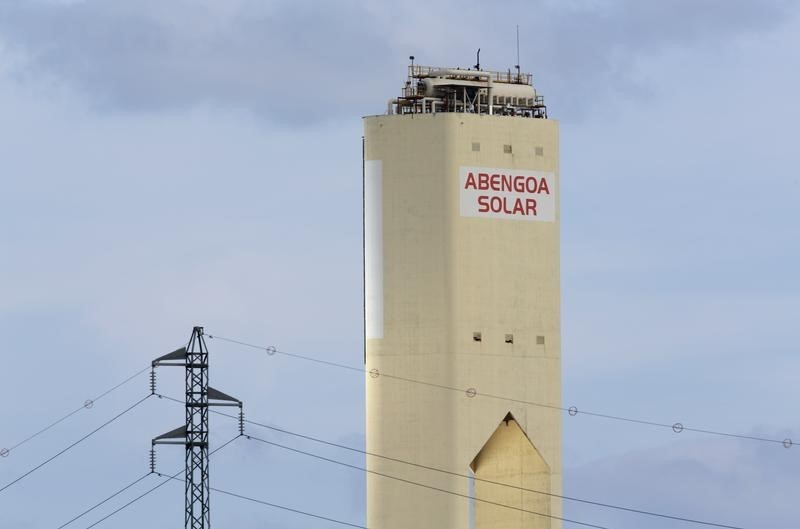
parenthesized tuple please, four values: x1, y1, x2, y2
(474, 196, 539, 216)
(538, 177, 550, 195)
(467, 169, 550, 218)
(502, 174, 512, 192)
(465, 172, 477, 190)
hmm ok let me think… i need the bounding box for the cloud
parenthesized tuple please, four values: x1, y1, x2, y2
(526, 0, 794, 111)
(0, 0, 793, 123)
(0, 0, 396, 123)
(0, 3, 797, 526)
(565, 435, 800, 528)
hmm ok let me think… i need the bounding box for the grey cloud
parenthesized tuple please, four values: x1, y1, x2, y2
(0, 0, 793, 122)
(519, 0, 795, 115)
(0, 0, 396, 123)
(565, 436, 800, 528)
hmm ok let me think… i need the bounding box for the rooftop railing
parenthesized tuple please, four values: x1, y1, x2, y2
(408, 65, 533, 85)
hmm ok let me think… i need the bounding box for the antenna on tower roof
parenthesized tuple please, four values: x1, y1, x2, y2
(515, 25, 521, 83)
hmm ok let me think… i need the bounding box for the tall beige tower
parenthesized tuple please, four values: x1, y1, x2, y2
(364, 64, 561, 529)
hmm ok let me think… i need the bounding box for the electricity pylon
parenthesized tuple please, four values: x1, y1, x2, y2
(151, 326, 243, 529)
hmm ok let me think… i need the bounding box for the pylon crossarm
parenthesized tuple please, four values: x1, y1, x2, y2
(152, 347, 188, 366)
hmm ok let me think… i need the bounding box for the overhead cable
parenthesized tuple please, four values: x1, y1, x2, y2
(245, 434, 610, 529)
(1, 366, 149, 458)
(207, 333, 793, 450)
(0, 395, 151, 495)
(79, 435, 240, 529)
(56, 472, 152, 529)
(82, 468, 180, 529)
(226, 406, 746, 529)
(158, 471, 369, 529)
(212, 486, 368, 528)
(160, 391, 745, 528)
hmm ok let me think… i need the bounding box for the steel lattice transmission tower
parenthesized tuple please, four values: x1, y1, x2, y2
(151, 326, 242, 529)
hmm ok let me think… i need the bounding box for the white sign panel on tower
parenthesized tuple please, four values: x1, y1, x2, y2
(459, 166, 555, 222)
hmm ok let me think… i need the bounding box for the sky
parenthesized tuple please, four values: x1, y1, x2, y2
(0, 0, 798, 527)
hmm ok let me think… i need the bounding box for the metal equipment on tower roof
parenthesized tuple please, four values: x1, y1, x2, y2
(387, 60, 547, 118)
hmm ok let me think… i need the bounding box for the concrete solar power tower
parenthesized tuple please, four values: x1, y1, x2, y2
(363, 60, 561, 529)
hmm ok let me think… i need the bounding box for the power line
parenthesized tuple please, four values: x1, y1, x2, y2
(162, 391, 760, 528)
(154, 398, 607, 529)
(90, 367, 150, 403)
(164, 393, 743, 528)
(2, 366, 149, 457)
(245, 434, 610, 529)
(83, 468, 180, 529)
(210, 334, 363, 374)
(0, 395, 151, 495)
(232, 410, 745, 529)
(59, 391, 754, 529)
(57, 472, 152, 529)
(206, 333, 794, 449)
(174, 395, 611, 524)
(158, 472, 369, 529)
(158, 393, 752, 529)
(213, 486, 368, 528)
(79, 435, 241, 529)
